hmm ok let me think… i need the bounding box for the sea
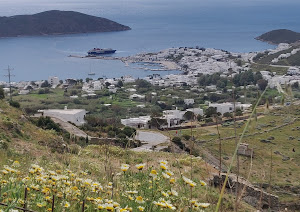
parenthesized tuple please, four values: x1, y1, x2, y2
(0, 0, 300, 82)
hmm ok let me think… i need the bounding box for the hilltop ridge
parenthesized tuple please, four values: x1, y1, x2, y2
(0, 10, 131, 38)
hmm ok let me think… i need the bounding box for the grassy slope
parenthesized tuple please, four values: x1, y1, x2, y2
(166, 105, 300, 203)
(0, 100, 254, 211)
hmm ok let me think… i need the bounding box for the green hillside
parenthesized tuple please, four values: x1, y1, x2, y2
(0, 10, 131, 38)
(256, 29, 300, 44)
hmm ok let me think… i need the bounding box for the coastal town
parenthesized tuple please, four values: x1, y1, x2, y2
(0, 1, 300, 210)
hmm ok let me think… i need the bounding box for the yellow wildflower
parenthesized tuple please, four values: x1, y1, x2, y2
(121, 164, 130, 172)
(135, 163, 146, 170)
(136, 196, 145, 204)
(63, 201, 70, 208)
(149, 169, 157, 177)
(200, 180, 207, 186)
(138, 206, 145, 211)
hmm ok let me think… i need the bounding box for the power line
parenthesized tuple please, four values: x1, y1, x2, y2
(4, 65, 15, 101)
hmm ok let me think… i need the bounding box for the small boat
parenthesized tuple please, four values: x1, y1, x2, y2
(87, 48, 116, 56)
(88, 72, 95, 76)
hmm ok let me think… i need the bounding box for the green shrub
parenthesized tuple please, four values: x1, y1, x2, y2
(182, 134, 191, 140)
(9, 100, 20, 108)
(172, 136, 184, 149)
(0, 140, 8, 149)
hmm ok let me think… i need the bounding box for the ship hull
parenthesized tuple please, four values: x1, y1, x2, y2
(87, 49, 116, 56)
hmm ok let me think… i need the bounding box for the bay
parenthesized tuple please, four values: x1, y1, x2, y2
(0, 0, 300, 81)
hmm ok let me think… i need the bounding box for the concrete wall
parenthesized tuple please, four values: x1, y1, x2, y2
(43, 110, 86, 126)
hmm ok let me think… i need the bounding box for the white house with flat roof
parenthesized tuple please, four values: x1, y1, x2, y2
(121, 116, 151, 129)
(184, 98, 195, 105)
(39, 106, 86, 126)
(162, 109, 186, 127)
(130, 94, 145, 100)
(209, 102, 251, 115)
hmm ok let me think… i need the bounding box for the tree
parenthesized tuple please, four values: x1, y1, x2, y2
(149, 118, 167, 128)
(254, 72, 263, 84)
(86, 78, 92, 83)
(105, 82, 111, 88)
(123, 126, 136, 137)
(236, 59, 242, 66)
(117, 80, 123, 88)
(70, 90, 78, 96)
(183, 111, 195, 121)
(136, 79, 151, 89)
(257, 79, 268, 91)
(41, 80, 50, 88)
(0, 87, 5, 99)
(292, 81, 299, 89)
(205, 107, 218, 117)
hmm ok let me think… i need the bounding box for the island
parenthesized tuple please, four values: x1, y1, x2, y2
(256, 29, 300, 44)
(0, 10, 131, 38)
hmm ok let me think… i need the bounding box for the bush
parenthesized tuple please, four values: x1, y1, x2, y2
(223, 112, 233, 118)
(0, 87, 5, 99)
(172, 136, 184, 149)
(69, 144, 80, 155)
(117, 133, 127, 139)
(205, 118, 213, 123)
(36, 116, 61, 132)
(182, 134, 191, 140)
(108, 131, 115, 138)
(9, 100, 20, 108)
(123, 126, 136, 137)
(0, 140, 8, 150)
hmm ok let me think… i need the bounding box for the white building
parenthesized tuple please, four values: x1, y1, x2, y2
(93, 81, 104, 90)
(186, 108, 204, 116)
(108, 84, 118, 93)
(130, 94, 145, 100)
(162, 109, 186, 127)
(121, 116, 151, 129)
(39, 106, 86, 126)
(287, 67, 300, 75)
(18, 90, 30, 95)
(184, 98, 195, 105)
(209, 102, 251, 115)
(48, 76, 60, 87)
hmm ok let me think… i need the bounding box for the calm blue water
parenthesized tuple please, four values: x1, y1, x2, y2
(0, 0, 300, 82)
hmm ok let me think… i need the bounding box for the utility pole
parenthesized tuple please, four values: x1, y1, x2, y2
(4, 66, 15, 101)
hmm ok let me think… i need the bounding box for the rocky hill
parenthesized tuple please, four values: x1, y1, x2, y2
(256, 29, 300, 44)
(0, 10, 131, 38)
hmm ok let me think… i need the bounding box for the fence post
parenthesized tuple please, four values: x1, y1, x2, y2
(51, 195, 55, 212)
(82, 200, 85, 212)
(24, 187, 28, 211)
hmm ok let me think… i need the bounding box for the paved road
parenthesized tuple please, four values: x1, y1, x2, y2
(133, 130, 170, 152)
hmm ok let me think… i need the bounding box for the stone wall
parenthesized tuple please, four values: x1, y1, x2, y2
(210, 174, 280, 211)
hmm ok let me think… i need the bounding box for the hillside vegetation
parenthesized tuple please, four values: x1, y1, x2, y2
(0, 10, 131, 38)
(0, 100, 254, 211)
(256, 29, 300, 44)
(166, 105, 300, 204)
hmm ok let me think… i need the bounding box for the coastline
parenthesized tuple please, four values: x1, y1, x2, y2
(69, 55, 181, 72)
